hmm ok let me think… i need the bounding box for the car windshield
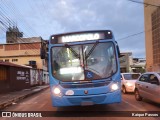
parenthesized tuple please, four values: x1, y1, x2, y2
(123, 74, 140, 80)
(51, 42, 117, 82)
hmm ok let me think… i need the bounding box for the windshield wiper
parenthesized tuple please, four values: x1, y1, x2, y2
(64, 44, 80, 59)
(85, 41, 99, 60)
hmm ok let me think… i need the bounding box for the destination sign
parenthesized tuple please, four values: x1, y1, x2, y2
(50, 30, 113, 44)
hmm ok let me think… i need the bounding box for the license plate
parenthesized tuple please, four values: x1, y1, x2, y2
(81, 101, 94, 106)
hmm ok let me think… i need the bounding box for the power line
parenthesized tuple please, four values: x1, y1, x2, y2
(117, 31, 144, 41)
(7, 1, 38, 36)
(0, 1, 31, 37)
(118, 0, 159, 41)
(128, 0, 160, 7)
(0, 21, 8, 29)
(0, 24, 7, 32)
(1, 0, 38, 37)
(0, 4, 15, 27)
(0, 1, 41, 54)
(0, 7, 15, 26)
(117, 28, 152, 41)
(0, 22, 41, 54)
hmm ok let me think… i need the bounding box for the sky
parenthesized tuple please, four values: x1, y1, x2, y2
(0, 0, 145, 58)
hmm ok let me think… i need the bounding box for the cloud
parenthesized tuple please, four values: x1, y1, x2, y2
(0, 0, 145, 57)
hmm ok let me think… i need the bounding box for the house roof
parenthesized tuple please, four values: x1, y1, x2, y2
(0, 62, 31, 69)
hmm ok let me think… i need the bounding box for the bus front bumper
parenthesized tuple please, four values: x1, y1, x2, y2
(51, 90, 121, 107)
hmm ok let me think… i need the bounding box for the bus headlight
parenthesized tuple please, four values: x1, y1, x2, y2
(111, 83, 119, 91)
(52, 87, 61, 96)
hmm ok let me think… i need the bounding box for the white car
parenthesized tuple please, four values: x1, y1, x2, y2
(121, 73, 141, 94)
(135, 72, 160, 103)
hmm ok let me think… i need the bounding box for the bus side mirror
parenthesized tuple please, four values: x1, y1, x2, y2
(116, 45, 120, 58)
(115, 41, 120, 58)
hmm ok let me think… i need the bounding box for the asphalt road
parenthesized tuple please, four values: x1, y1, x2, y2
(1, 88, 160, 120)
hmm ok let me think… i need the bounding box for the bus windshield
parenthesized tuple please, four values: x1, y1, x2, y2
(51, 42, 117, 82)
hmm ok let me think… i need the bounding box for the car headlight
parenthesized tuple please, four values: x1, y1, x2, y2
(126, 83, 132, 87)
(52, 87, 61, 96)
(111, 83, 119, 91)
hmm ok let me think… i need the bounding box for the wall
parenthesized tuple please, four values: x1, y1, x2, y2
(0, 64, 30, 92)
(0, 42, 44, 69)
(144, 0, 160, 71)
(119, 52, 133, 73)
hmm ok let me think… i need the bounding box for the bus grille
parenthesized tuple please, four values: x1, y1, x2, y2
(61, 81, 110, 88)
(67, 95, 106, 104)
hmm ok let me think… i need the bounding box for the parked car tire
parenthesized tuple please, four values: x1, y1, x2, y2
(135, 89, 142, 101)
(122, 86, 127, 94)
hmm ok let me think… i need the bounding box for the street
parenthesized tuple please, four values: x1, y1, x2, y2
(1, 88, 160, 120)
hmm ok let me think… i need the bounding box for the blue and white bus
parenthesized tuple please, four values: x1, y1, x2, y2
(41, 30, 121, 107)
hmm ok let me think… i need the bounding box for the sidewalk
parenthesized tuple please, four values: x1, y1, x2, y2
(0, 85, 49, 110)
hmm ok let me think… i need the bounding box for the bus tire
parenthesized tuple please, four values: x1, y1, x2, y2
(135, 89, 142, 101)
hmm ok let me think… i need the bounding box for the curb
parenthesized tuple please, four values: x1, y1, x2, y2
(0, 86, 49, 110)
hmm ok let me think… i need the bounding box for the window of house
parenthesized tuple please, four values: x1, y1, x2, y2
(5, 59, 9, 62)
(12, 59, 18, 62)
